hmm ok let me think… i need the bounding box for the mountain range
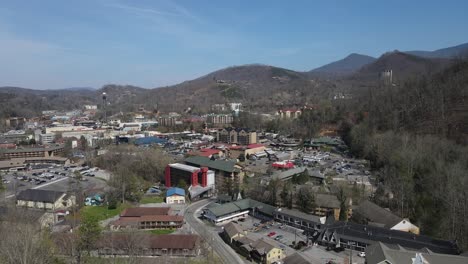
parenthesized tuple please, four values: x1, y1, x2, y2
(0, 42, 467, 117)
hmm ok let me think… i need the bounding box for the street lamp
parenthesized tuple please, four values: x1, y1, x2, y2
(348, 241, 356, 264)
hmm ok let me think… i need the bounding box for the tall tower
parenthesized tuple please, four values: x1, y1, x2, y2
(102, 92, 107, 124)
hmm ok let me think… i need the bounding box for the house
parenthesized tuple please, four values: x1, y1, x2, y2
(0, 206, 56, 228)
(313, 193, 346, 221)
(317, 221, 459, 255)
(222, 222, 246, 244)
(233, 235, 284, 264)
(96, 234, 200, 257)
(365, 242, 468, 264)
(166, 187, 186, 204)
(16, 189, 75, 210)
(111, 207, 184, 230)
(352, 200, 420, 234)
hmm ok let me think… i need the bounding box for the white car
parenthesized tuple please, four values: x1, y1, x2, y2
(358, 251, 366, 257)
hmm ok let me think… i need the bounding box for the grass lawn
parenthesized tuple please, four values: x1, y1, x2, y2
(80, 203, 130, 222)
(139, 195, 164, 204)
(147, 229, 175, 235)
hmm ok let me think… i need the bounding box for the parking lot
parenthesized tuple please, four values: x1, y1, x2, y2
(227, 216, 365, 264)
(1, 164, 109, 199)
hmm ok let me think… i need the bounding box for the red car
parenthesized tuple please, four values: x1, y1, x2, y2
(267, 232, 276, 237)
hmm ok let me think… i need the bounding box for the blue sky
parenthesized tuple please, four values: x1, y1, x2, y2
(1, 0, 467, 89)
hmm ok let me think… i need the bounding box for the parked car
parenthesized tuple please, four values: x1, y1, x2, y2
(358, 252, 366, 257)
(267, 232, 276, 237)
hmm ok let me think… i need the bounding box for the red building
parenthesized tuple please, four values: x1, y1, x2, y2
(165, 163, 210, 188)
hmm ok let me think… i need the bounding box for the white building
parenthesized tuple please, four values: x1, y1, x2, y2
(39, 133, 55, 144)
(165, 187, 186, 204)
(84, 105, 98, 110)
(16, 189, 75, 210)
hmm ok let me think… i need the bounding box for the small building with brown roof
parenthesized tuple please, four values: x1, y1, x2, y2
(222, 222, 246, 244)
(96, 233, 200, 257)
(111, 207, 184, 230)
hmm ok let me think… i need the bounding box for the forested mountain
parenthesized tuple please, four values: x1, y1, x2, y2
(341, 60, 468, 250)
(307, 53, 376, 78)
(406, 42, 468, 59)
(354, 51, 451, 82)
(144, 64, 334, 112)
(0, 86, 96, 118)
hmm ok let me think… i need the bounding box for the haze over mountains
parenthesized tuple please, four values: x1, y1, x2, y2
(0, 42, 467, 116)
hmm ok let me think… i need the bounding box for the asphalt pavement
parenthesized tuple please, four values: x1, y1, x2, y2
(185, 199, 247, 264)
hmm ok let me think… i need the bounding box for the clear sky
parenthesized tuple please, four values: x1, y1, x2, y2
(1, 0, 467, 89)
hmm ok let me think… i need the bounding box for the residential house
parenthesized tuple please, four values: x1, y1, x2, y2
(0, 206, 57, 228)
(352, 200, 420, 234)
(313, 193, 348, 221)
(233, 234, 284, 264)
(222, 222, 246, 244)
(16, 189, 75, 210)
(283, 252, 316, 264)
(166, 187, 186, 204)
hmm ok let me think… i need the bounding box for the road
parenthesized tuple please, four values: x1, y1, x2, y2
(185, 199, 246, 264)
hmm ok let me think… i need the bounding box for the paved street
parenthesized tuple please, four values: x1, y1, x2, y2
(185, 199, 246, 264)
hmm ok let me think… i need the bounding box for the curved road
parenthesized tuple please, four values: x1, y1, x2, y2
(185, 199, 246, 264)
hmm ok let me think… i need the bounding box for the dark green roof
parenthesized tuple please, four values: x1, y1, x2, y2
(206, 198, 276, 217)
(185, 156, 237, 173)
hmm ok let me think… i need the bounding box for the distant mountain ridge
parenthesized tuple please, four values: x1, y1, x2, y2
(63, 87, 96, 91)
(405, 42, 468, 59)
(1, 42, 467, 117)
(355, 51, 451, 81)
(308, 53, 376, 78)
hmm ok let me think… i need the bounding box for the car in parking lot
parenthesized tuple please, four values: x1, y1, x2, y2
(267, 232, 276, 237)
(274, 235, 283, 240)
(358, 251, 366, 257)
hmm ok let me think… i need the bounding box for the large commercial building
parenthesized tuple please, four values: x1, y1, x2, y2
(39, 133, 55, 144)
(184, 156, 243, 191)
(217, 127, 257, 145)
(165, 163, 215, 198)
(0, 145, 64, 159)
(206, 114, 234, 125)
